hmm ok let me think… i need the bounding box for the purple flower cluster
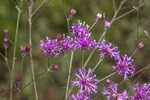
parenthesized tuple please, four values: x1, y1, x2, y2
(102, 83, 128, 100)
(71, 22, 96, 50)
(131, 83, 150, 100)
(40, 21, 96, 57)
(112, 55, 135, 80)
(96, 39, 135, 80)
(70, 68, 99, 100)
(40, 36, 73, 57)
(72, 68, 99, 94)
(96, 39, 120, 60)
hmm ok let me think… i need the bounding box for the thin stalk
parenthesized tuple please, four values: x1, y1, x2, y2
(5, 48, 10, 72)
(65, 51, 74, 100)
(31, 0, 46, 18)
(82, 51, 84, 67)
(99, 72, 117, 82)
(10, 6, 21, 100)
(114, 3, 144, 21)
(93, 58, 103, 71)
(88, 21, 97, 32)
(28, 6, 39, 100)
(83, 0, 127, 68)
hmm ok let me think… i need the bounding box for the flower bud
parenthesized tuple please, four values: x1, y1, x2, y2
(29, 0, 34, 6)
(104, 20, 110, 30)
(49, 64, 59, 71)
(0, 88, 5, 94)
(70, 9, 76, 16)
(16, 76, 22, 82)
(104, 78, 111, 87)
(21, 45, 26, 54)
(69, 8, 77, 19)
(137, 42, 144, 49)
(26, 45, 31, 52)
(96, 13, 102, 22)
(56, 33, 63, 40)
(3, 29, 9, 38)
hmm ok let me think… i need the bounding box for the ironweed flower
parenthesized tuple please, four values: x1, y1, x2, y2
(40, 37, 60, 57)
(70, 92, 91, 100)
(112, 55, 135, 80)
(71, 21, 90, 38)
(72, 37, 96, 50)
(72, 68, 99, 94)
(96, 40, 120, 60)
(102, 83, 128, 100)
(131, 83, 150, 100)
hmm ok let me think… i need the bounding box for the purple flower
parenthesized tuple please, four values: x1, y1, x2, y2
(40, 37, 60, 57)
(72, 68, 99, 94)
(112, 55, 135, 80)
(59, 37, 73, 52)
(131, 83, 150, 100)
(102, 83, 128, 100)
(71, 21, 90, 38)
(40, 36, 73, 57)
(72, 37, 96, 50)
(70, 93, 91, 100)
(96, 40, 120, 60)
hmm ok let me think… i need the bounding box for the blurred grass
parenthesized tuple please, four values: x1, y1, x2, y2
(0, 0, 150, 100)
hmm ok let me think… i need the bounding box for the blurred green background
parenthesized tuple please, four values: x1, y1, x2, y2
(0, 0, 150, 100)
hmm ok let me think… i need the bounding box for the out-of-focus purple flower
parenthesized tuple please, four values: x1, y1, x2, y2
(112, 55, 135, 80)
(96, 40, 120, 60)
(70, 92, 91, 100)
(40, 37, 60, 57)
(102, 83, 128, 100)
(72, 68, 99, 94)
(72, 37, 96, 50)
(71, 22, 90, 38)
(131, 83, 150, 100)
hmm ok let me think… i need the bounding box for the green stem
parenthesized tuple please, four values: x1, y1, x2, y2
(10, 6, 21, 100)
(65, 51, 74, 100)
(28, 6, 39, 100)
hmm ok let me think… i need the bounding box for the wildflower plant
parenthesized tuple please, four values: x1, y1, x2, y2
(0, 0, 148, 100)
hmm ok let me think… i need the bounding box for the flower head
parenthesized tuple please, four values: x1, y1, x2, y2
(131, 83, 150, 100)
(72, 68, 99, 94)
(102, 83, 128, 100)
(96, 40, 120, 60)
(112, 55, 135, 80)
(70, 92, 91, 100)
(71, 21, 90, 38)
(40, 37, 60, 57)
(72, 37, 96, 50)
